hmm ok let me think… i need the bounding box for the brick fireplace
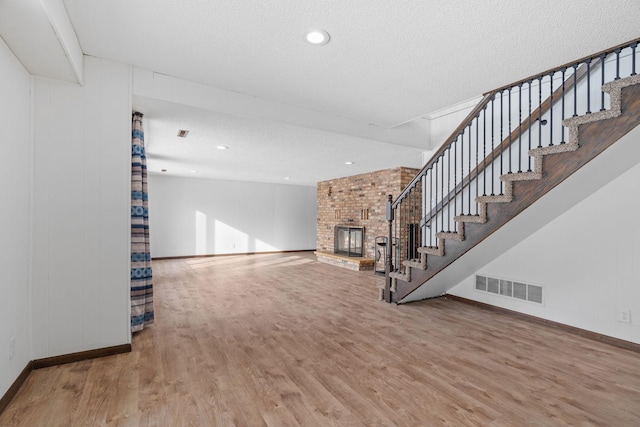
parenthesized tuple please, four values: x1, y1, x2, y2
(316, 167, 419, 269)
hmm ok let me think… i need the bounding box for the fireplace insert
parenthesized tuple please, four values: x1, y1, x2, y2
(334, 226, 364, 257)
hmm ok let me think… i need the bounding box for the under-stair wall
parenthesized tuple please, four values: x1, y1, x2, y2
(446, 123, 640, 344)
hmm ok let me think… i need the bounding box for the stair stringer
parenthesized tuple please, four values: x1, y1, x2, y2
(390, 77, 640, 303)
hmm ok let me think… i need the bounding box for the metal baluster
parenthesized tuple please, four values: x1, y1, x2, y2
(408, 190, 412, 259)
(409, 188, 413, 259)
(413, 186, 417, 256)
(411, 189, 414, 257)
(632, 42, 637, 76)
(615, 48, 621, 80)
(491, 96, 495, 195)
(453, 136, 457, 220)
(483, 106, 487, 196)
(499, 91, 504, 195)
(405, 191, 409, 261)
(419, 178, 423, 249)
(538, 76, 543, 148)
(409, 190, 412, 259)
(460, 130, 465, 215)
(573, 63, 578, 117)
(586, 58, 592, 114)
(561, 69, 566, 144)
(415, 187, 420, 254)
(404, 191, 408, 260)
(394, 206, 399, 270)
(428, 165, 436, 247)
(422, 176, 427, 250)
(508, 87, 512, 174)
(528, 80, 532, 170)
(400, 197, 404, 268)
(447, 147, 451, 232)
(549, 73, 554, 146)
(518, 83, 522, 172)
(434, 161, 438, 238)
(600, 53, 607, 111)
(475, 115, 479, 215)
(400, 205, 404, 270)
(404, 193, 407, 262)
(393, 205, 397, 270)
(405, 194, 408, 264)
(439, 152, 444, 231)
(468, 122, 472, 212)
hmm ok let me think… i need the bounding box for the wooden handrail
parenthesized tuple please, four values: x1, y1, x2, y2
(392, 37, 630, 208)
(487, 37, 639, 95)
(417, 59, 595, 225)
(392, 91, 496, 208)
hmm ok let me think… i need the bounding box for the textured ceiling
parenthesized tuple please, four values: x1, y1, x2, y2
(56, 1, 640, 184)
(63, 0, 640, 127)
(133, 97, 424, 186)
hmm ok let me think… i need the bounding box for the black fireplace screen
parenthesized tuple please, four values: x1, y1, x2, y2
(334, 226, 364, 257)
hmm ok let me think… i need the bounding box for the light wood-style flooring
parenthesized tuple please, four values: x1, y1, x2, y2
(1, 252, 639, 426)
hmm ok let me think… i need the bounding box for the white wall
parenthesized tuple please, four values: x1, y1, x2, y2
(448, 160, 640, 344)
(427, 96, 481, 150)
(0, 37, 33, 399)
(31, 56, 132, 358)
(148, 174, 317, 258)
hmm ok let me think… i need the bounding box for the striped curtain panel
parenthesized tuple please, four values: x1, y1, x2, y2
(131, 112, 154, 332)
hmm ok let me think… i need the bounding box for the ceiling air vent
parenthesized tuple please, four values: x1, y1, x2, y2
(177, 129, 189, 138)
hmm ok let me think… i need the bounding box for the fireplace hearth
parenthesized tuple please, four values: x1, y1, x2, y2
(334, 226, 364, 257)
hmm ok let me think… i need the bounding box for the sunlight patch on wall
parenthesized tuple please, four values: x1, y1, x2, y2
(215, 219, 248, 252)
(254, 238, 278, 252)
(195, 210, 207, 254)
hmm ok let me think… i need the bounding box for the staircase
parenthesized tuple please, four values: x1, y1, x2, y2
(381, 38, 640, 304)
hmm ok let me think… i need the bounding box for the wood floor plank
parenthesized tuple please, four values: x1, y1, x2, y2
(1, 251, 639, 426)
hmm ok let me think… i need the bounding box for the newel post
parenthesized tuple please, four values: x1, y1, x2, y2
(384, 194, 394, 303)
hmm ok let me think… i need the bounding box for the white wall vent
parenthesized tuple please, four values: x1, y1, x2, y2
(475, 275, 543, 304)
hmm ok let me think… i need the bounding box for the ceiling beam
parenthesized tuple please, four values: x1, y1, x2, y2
(0, 0, 83, 84)
(133, 67, 432, 149)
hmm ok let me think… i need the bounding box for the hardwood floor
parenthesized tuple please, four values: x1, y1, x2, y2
(1, 251, 639, 426)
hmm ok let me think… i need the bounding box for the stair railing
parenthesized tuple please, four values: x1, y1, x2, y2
(383, 38, 639, 301)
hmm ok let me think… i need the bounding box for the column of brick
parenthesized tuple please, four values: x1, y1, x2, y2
(317, 167, 419, 259)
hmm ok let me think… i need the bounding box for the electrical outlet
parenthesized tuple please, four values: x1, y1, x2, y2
(619, 309, 631, 323)
(9, 337, 15, 360)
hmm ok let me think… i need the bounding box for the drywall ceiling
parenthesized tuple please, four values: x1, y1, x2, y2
(133, 97, 424, 185)
(62, 0, 640, 127)
(3, 1, 639, 186)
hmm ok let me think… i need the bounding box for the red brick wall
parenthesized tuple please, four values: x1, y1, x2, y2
(317, 167, 419, 259)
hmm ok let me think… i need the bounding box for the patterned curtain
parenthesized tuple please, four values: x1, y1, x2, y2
(131, 112, 154, 332)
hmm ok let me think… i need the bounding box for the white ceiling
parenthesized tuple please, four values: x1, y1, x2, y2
(134, 97, 425, 185)
(3, 1, 639, 185)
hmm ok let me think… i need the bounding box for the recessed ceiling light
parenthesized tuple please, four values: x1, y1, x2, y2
(284, 177, 290, 180)
(217, 145, 229, 150)
(305, 29, 330, 45)
(177, 129, 189, 138)
(345, 161, 354, 165)
(190, 170, 198, 173)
